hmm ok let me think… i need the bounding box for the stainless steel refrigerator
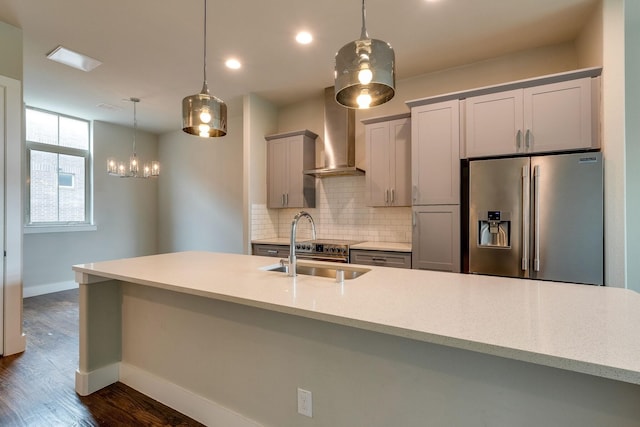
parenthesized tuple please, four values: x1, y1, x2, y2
(468, 152, 603, 285)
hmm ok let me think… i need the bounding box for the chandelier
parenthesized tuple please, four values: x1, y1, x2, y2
(107, 97, 160, 178)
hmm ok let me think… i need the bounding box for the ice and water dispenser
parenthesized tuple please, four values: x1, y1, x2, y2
(478, 211, 511, 248)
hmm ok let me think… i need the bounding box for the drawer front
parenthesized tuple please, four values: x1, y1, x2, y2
(350, 250, 412, 269)
(252, 244, 289, 258)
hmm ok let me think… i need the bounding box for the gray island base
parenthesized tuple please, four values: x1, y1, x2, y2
(73, 251, 640, 426)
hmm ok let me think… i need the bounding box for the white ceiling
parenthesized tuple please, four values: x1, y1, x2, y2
(0, 0, 599, 135)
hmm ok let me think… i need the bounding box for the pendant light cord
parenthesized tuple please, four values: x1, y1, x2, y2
(201, 0, 209, 94)
(360, 0, 368, 39)
(132, 98, 137, 156)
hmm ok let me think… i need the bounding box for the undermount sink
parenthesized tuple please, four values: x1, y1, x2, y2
(263, 263, 369, 281)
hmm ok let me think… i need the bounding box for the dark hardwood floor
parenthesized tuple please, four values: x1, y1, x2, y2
(0, 289, 205, 426)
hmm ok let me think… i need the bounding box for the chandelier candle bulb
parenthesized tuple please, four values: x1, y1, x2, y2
(107, 158, 118, 175)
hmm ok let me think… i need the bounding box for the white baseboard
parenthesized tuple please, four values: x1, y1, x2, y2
(120, 363, 263, 427)
(23, 280, 78, 298)
(75, 363, 120, 396)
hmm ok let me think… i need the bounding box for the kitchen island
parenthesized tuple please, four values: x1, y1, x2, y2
(73, 251, 640, 426)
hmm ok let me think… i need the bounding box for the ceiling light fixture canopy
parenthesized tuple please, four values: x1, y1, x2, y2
(334, 0, 396, 109)
(182, 0, 227, 137)
(107, 98, 160, 178)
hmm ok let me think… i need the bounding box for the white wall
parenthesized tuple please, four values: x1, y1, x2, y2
(157, 112, 244, 255)
(243, 94, 278, 253)
(601, 0, 626, 288)
(0, 21, 22, 81)
(23, 121, 159, 296)
(625, 0, 640, 292)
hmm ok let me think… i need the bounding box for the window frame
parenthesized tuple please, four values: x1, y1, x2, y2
(25, 106, 94, 230)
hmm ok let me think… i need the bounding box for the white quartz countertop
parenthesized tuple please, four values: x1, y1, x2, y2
(350, 242, 411, 252)
(73, 251, 640, 385)
(251, 238, 291, 245)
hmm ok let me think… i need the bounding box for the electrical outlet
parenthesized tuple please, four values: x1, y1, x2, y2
(297, 388, 312, 417)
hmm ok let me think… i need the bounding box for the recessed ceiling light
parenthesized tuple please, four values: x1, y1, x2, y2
(296, 31, 313, 45)
(46, 46, 102, 72)
(225, 58, 242, 70)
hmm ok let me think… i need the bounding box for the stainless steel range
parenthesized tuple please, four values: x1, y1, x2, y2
(295, 239, 363, 263)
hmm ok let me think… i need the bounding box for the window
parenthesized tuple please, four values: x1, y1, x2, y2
(26, 107, 92, 226)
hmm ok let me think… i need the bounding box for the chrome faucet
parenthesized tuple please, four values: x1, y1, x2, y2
(289, 211, 316, 277)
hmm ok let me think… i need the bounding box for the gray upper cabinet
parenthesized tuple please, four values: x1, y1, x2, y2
(266, 130, 317, 209)
(364, 114, 411, 207)
(465, 77, 599, 158)
(411, 100, 460, 205)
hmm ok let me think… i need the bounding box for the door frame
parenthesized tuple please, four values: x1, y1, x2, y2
(1, 74, 25, 356)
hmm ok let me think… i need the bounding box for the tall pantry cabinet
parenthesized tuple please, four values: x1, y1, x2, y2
(408, 99, 461, 272)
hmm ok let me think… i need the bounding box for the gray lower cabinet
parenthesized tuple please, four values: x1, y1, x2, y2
(412, 206, 460, 272)
(252, 244, 289, 258)
(350, 249, 412, 269)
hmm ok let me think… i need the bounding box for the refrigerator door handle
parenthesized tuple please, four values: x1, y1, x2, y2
(533, 165, 541, 272)
(521, 165, 529, 271)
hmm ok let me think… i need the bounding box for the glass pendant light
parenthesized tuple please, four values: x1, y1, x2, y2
(182, 0, 227, 137)
(334, 0, 396, 109)
(107, 98, 160, 178)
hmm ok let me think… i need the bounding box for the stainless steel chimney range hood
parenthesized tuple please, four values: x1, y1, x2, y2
(303, 87, 365, 177)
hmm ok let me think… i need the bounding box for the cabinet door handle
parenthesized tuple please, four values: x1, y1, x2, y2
(412, 211, 417, 227)
(372, 257, 387, 263)
(521, 165, 529, 271)
(525, 129, 532, 149)
(516, 129, 522, 149)
(285, 193, 289, 206)
(385, 189, 389, 203)
(391, 188, 395, 204)
(412, 185, 418, 203)
(267, 250, 278, 255)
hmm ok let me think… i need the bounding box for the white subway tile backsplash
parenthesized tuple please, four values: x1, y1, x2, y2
(251, 176, 412, 243)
